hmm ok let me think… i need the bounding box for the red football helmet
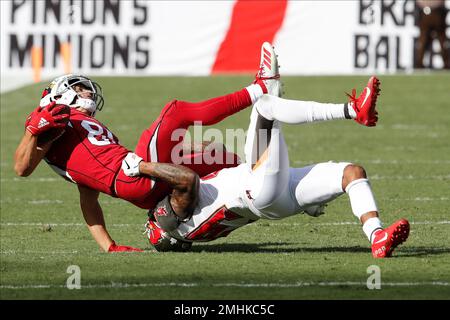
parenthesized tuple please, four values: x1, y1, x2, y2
(143, 219, 192, 252)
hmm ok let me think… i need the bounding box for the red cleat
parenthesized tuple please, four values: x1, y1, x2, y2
(347, 76, 381, 127)
(371, 218, 410, 258)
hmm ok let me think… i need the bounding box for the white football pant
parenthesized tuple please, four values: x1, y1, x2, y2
(243, 103, 350, 219)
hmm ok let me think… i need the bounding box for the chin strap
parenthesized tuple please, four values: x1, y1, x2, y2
(75, 98, 97, 115)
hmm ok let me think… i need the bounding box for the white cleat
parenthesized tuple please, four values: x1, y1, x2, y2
(253, 42, 282, 97)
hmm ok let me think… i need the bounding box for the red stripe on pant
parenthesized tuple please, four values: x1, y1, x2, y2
(212, 0, 288, 74)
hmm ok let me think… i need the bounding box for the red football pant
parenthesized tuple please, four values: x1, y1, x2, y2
(115, 88, 252, 209)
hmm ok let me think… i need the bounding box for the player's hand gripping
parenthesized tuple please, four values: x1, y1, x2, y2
(108, 241, 143, 252)
(25, 101, 69, 136)
(121, 152, 143, 177)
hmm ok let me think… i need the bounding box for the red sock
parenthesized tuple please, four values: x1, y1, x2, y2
(175, 88, 252, 125)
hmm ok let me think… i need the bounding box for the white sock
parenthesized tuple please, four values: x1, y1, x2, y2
(362, 217, 383, 243)
(255, 95, 353, 124)
(347, 103, 357, 118)
(245, 84, 265, 104)
(345, 178, 383, 243)
(345, 178, 382, 242)
(345, 178, 379, 218)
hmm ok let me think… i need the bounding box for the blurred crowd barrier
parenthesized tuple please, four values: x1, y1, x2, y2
(1, 0, 449, 92)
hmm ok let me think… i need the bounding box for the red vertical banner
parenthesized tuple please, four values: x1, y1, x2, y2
(212, 0, 288, 74)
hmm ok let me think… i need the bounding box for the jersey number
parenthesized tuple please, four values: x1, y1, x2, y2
(81, 120, 115, 146)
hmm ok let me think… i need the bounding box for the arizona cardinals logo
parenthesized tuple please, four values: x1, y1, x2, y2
(155, 206, 168, 217)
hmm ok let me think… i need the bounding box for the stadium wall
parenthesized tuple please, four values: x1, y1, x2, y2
(1, 0, 449, 92)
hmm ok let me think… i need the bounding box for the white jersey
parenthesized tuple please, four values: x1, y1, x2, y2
(169, 164, 260, 242)
(168, 161, 350, 242)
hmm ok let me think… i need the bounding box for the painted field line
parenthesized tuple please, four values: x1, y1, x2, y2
(381, 197, 450, 201)
(29, 200, 64, 204)
(249, 221, 450, 228)
(293, 160, 450, 165)
(0, 222, 131, 227)
(369, 175, 450, 180)
(389, 124, 448, 130)
(0, 199, 65, 205)
(1, 250, 80, 255)
(1, 197, 449, 206)
(2, 175, 450, 185)
(0, 177, 61, 182)
(1, 221, 449, 229)
(0, 249, 150, 255)
(267, 221, 450, 227)
(1, 281, 449, 290)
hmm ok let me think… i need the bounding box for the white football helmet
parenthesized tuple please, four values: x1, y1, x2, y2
(40, 74, 104, 116)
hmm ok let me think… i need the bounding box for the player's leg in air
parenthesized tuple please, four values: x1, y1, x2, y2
(242, 62, 409, 258)
(114, 42, 281, 208)
(134, 43, 281, 171)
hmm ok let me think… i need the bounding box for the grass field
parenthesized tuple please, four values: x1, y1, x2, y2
(1, 74, 449, 300)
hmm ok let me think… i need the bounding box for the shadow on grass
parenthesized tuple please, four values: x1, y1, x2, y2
(190, 242, 370, 254)
(189, 242, 450, 257)
(394, 247, 450, 258)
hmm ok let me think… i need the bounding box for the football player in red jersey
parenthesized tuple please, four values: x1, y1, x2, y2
(14, 62, 276, 252)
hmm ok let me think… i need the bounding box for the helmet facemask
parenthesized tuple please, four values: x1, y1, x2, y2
(40, 74, 104, 116)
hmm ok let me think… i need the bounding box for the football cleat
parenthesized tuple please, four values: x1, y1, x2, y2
(253, 42, 282, 97)
(143, 219, 192, 252)
(371, 218, 410, 258)
(346, 76, 381, 127)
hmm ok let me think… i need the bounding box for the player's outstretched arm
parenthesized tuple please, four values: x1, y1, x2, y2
(78, 185, 142, 252)
(140, 162, 199, 220)
(14, 102, 69, 177)
(121, 152, 199, 219)
(14, 131, 51, 177)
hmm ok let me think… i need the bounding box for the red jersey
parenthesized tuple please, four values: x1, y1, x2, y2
(44, 89, 249, 210)
(44, 109, 130, 195)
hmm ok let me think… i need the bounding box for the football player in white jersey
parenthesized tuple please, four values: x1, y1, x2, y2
(122, 42, 410, 258)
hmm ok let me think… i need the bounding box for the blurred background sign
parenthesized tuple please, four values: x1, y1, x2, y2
(1, 0, 449, 92)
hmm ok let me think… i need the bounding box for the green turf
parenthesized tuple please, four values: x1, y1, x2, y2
(1, 74, 450, 300)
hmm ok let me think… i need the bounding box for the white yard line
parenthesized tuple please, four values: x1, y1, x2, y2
(0, 222, 131, 227)
(369, 175, 450, 180)
(28, 200, 64, 204)
(2, 174, 450, 184)
(1, 250, 80, 255)
(1, 221, 449, 229)
(0, 177, 61, 182)
(1, 281, 448, 290)
(382, 197, 450, 201)
(1, 197, 449, 206)
(293, 160, 450, 165)
(270, 221, 450, 227)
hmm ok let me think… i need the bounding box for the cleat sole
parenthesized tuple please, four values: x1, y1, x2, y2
(386, 220, 410, 257)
